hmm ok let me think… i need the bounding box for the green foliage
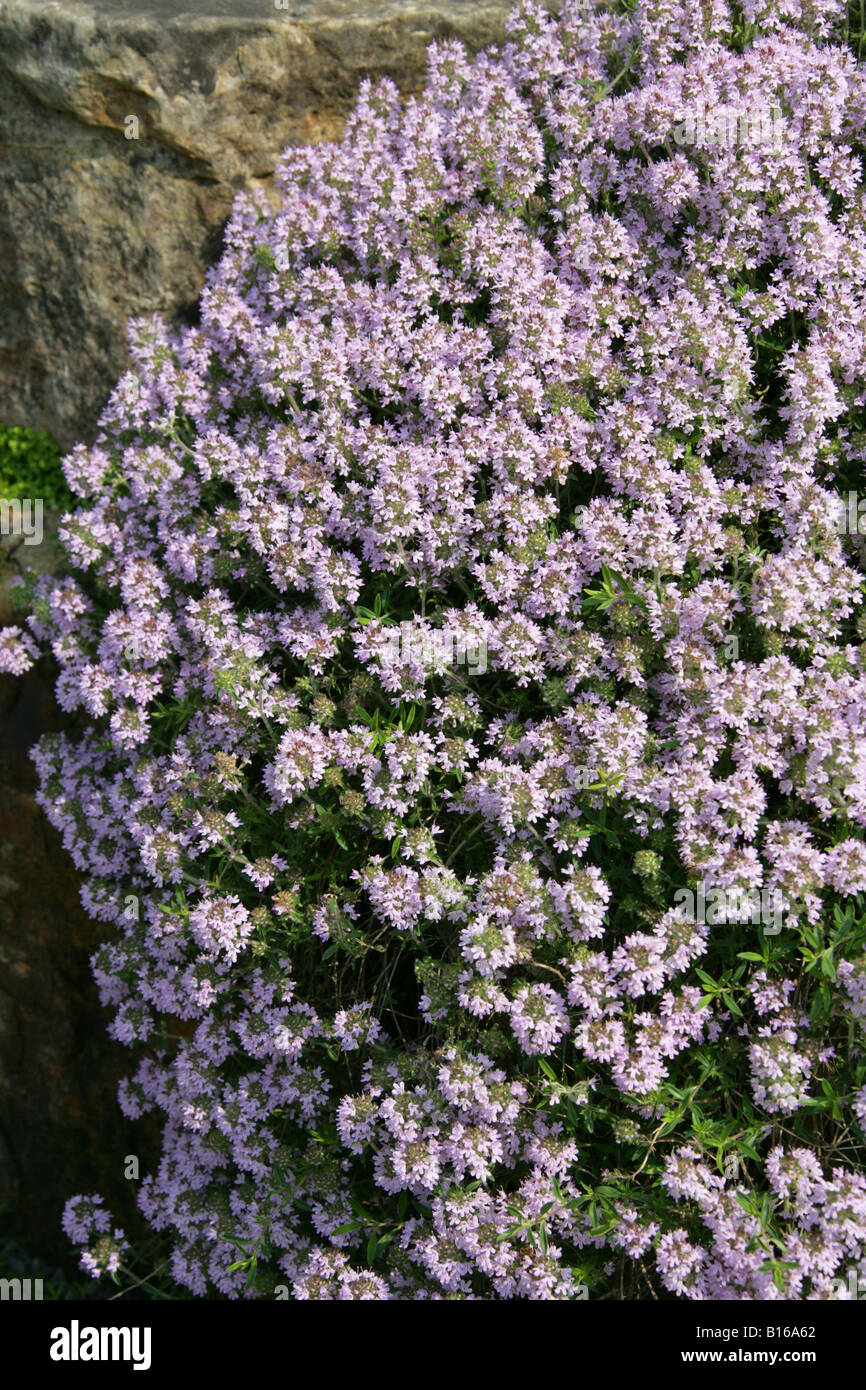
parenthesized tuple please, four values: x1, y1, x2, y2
(0, 425, 71, 509)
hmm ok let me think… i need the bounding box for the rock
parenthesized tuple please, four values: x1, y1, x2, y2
(0, 662, 159, 1268)
(0, 0, 548, 452)
(0, 508, 158, 1270)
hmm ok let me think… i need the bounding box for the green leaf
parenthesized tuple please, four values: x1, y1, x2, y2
(760, 1192, 772, 1227)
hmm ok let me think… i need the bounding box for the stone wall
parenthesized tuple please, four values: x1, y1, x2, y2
(0, 0, 533, 451)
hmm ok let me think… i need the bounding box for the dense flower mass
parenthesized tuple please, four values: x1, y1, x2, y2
(18, 0, 866, 1298)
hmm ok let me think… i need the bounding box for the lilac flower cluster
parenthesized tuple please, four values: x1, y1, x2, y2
(15, 0, 866, 1297)
(0, 624, 39, 674)
(61, 1195, 129, 1280)
(653, 1146, 866, 1299)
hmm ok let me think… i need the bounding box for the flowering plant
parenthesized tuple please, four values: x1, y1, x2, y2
(19, 0, 866, 1298)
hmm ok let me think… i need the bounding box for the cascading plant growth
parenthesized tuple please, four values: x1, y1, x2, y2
(13, 0, 866, 1299)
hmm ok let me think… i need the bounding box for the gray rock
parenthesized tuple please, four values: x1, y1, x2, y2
(0, 0, 549, 451)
